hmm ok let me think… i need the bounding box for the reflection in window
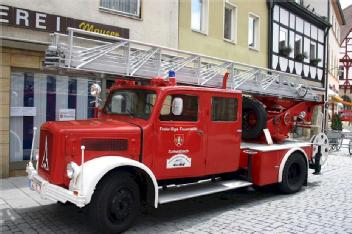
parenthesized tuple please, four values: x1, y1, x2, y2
(248, 15, 259, 48)
(160, 94, 198, 122)
(100, 0, 140, 17)
(294, 35, 303, 58)
(192, 0, 207, 33)
(212, 97, 238, 121)
(310, 43, 316, 60)
(279, 29, 287, 49)
(224, 3, 237, 41)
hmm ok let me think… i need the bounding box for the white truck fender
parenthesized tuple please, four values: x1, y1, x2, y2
(75, 156, 159, 208)
(278, 147, 308, 183)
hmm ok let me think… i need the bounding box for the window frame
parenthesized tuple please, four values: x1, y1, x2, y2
(248, 13, 260, 51)
(191, 0, 209, 35)
(99, 0, 141, 19)
(223, 1, 237, 43)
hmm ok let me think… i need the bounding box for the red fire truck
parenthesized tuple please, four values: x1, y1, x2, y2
(26, 28, 329, 233)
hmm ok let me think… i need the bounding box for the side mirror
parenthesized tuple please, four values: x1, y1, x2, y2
(172, 97, 183, 116)
(90, 83, 101, 97)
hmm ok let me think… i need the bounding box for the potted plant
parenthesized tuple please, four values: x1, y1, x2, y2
(295, 52, 307, 62)
(331, 113, 343, 131)
(279, 45, 292, 57)
(310, 58, 321, 66)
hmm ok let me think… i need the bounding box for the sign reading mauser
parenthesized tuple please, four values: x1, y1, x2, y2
(0, 5, 129, 38)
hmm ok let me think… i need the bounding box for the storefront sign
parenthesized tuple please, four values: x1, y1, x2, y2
(0, 5, 129, 38)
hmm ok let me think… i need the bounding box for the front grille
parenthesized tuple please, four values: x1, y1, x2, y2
(39, 130, 53, 172)
(81, 138, 128, 151)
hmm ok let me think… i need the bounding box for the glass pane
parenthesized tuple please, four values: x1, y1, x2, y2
(100, 0, 139, 16)
(212, 97, 238, 121)
(224, 7, 232, 40)
(160, 94, 198, 122)
(192, 0, 202, 31)
(9, 72, 101, 162)
(248, 17, 255, 46)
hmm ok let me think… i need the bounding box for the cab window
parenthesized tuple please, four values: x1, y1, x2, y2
(211, 97, 238, 121)
(159, 94, 198, 121)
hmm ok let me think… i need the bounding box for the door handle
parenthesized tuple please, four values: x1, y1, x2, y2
(237, 129, 242, 133)
(196, 129, 204, 135)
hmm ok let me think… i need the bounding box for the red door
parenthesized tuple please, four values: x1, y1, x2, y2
(205, 94, 242, 174)
(154, 91, 206, 179)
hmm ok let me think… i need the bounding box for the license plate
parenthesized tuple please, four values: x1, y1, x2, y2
(30, 180, 41, 192)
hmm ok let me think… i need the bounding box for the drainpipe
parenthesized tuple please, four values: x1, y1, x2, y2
(323, 0, 331, 132)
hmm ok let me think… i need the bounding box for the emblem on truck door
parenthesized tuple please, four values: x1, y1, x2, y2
(174, 134, 184, 147)
(41, 136, 49, 170)
(167, 154, 192, 168)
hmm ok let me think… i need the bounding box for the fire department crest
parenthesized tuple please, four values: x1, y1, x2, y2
(174, 134, 184, 147)
(41, 136, 49, 170)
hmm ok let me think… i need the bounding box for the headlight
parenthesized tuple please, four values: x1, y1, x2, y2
(66, 162, 80, 179)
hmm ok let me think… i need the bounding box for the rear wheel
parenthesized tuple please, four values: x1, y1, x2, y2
(279, 153, 307, 194)
(242, 97, 267, 140)
(89, 172, 140, 233)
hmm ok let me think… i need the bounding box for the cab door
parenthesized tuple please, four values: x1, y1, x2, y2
(154, 91, 206, 179)
(205, 94, 242, 174)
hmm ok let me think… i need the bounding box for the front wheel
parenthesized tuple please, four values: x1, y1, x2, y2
(279, 153, 307, 194)
(89, 172, 140, 233)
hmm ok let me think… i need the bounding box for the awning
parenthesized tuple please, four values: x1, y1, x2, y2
(332, 96, 352, 106)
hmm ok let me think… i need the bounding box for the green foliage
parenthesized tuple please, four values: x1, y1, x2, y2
(295, 52, 308, 62)
(331, 114, 343, 131)
(310, 58, 322, 66)
(342, 95, 351, 110)
(279, 46, 292, 57)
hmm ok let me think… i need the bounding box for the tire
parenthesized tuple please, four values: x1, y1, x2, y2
(242, 97, 267, 140)
(89, 172, 140, 233)
(279, 152, 307, 194)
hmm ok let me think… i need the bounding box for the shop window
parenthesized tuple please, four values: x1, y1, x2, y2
(191, 0, 208, 33)
(248, 14, 260, 49)
(224, 2, 237, 42)
(9, 72, 101, 162)
(100, 0, 141, 18)
(159, 94, 198, 122)
(212, 97, 238, 121)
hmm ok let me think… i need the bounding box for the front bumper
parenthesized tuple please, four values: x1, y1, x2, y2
(26, 163, 86, 208)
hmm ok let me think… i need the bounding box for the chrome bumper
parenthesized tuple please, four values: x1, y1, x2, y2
(26, 163, 86, 208)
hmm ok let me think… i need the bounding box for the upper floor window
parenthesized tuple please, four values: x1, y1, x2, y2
(224, 2, 237, 42)
(248, 14, 260, 49)
(100, 0, 141, 18)
(191, 0, 208, 33)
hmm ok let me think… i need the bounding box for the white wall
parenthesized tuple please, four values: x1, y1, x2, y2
(1, 0, 179, 48)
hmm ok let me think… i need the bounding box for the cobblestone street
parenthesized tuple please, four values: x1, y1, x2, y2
(1, 150, 352, 234)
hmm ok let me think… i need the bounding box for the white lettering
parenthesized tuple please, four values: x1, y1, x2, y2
(56, 16, 60, 31)
(35, 13, 46, 29)
(0, 5, 9, 23)
(16, 9, 29, 26)
(168, 149, 190, 154)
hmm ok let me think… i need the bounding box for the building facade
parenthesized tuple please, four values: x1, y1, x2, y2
(339, 4, 352, 101)
(0, 0, 178, 177)
(303, 0, 345, 119)
(178, 0, 268, 67)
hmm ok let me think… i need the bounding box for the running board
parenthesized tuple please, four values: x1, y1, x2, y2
(158, 179, 252, 204)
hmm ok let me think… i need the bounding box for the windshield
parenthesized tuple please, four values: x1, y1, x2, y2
(105, 89, 157, 120)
